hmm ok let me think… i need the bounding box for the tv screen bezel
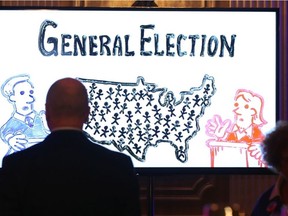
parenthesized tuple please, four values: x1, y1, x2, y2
(0, 6, 280, 175)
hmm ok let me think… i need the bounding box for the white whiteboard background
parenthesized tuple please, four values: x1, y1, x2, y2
(0, 9, 277, 168)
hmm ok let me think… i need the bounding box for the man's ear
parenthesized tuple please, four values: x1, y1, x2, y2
(45, 103, 50, 122)
(84, 106, 90, 123)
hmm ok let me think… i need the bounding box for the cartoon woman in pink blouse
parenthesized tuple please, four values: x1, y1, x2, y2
(206, 89, 267, 166)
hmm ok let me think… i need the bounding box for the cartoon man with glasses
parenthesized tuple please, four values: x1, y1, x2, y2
(0, 74, 49, 156)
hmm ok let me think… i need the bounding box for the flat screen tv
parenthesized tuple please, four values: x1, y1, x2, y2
(0, 7, 279, 174)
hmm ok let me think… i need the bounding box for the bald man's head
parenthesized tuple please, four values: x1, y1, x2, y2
(45, 78, 90, 131)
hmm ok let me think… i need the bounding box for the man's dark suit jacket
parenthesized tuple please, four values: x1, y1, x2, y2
(0, 130, 141, 216)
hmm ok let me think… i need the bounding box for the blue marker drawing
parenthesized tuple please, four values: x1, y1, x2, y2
(0, 74, 49, 155)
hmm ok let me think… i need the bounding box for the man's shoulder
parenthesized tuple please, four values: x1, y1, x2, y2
(88, 140, 131, 162)
(2, 140, 43, 164)
(82, 132, 129, 158)
(3, 130, 133, 170)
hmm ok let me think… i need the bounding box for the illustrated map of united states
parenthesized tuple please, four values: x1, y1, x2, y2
(79, 75, 216, 163)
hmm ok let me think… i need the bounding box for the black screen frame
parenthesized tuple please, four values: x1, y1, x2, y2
(0, 6, 280, 176)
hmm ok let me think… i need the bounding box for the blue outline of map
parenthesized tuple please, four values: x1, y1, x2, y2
(78, 75, 216, 163)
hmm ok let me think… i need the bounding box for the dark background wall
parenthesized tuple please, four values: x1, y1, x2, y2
(1, 1, 287, 215)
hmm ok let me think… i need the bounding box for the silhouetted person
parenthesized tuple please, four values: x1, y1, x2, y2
(0, 78, 141, 216)
(251, 121, 288, 216)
